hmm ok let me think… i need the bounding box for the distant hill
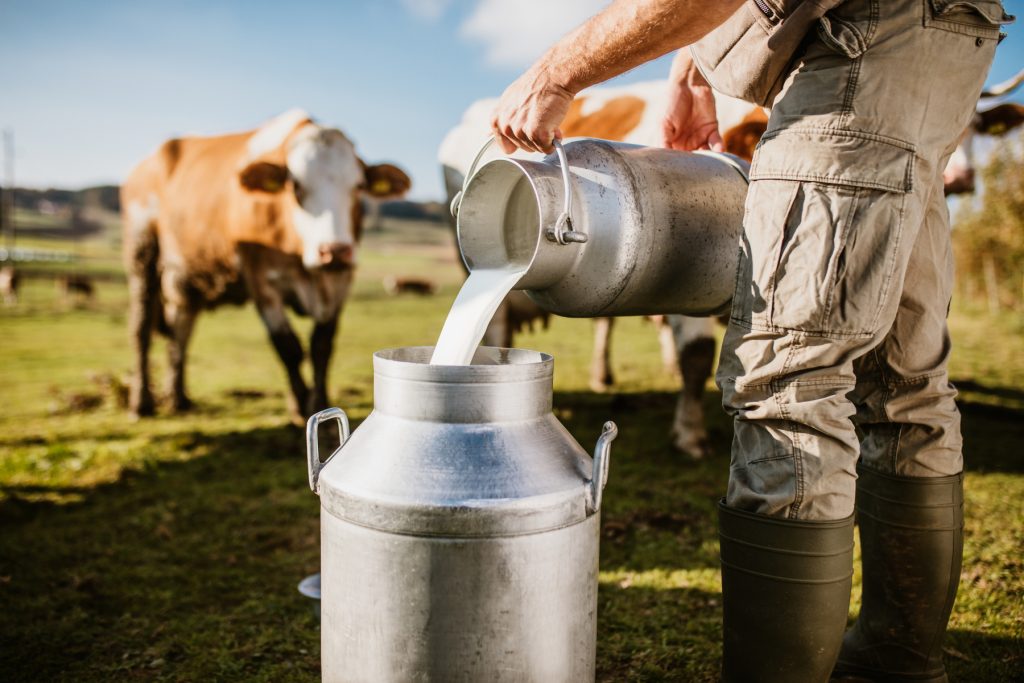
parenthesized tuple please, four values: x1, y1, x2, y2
(378, 199, 447, 224)
(0, 184, 448, 245)
(7, 185, 121, 214)
(3, 185, 447, 223)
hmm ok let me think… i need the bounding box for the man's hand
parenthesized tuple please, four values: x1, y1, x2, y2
(486, 0, 743, 156)
(662, 49, 722, 152)
(492, 67, 574, 155)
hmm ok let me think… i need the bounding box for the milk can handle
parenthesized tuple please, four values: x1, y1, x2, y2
(306, 407, 351, 495)
(449, 137, 495, 218)
(586, 421, 618, 514)
(450, 137, 587, 245)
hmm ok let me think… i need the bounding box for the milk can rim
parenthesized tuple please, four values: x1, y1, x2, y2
(373, 346, 553, 382)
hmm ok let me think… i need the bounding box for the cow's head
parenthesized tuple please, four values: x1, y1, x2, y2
(944, 70, 1024, 196)
(238, 110, 411, 269)
(944, 103, 1024, 195)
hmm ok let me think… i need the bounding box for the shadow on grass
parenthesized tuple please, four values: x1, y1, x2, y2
(0, 423, 323, 683)
(957, 396, 1024, 474)
(945, 630, 1024, 681)
(557, 389, 730, 573)
(953, 377, 1024, 406)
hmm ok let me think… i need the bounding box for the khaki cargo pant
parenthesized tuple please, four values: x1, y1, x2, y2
(717, 0, 1006, 519)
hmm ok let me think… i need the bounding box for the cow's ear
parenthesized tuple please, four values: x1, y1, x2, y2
(722, 120, 767, 162)
(362, 162, 412, 198)
(239, 161, 289, 193)
(975, 103, 1024, 136)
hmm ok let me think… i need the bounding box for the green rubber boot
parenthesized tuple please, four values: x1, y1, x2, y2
(719, 500, 855, 683)
(832, 467, 964, 683)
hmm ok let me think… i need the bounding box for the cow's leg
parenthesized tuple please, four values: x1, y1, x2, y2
(669, 315, 716, 459)
(254, 298, 309, 424)
(654, 315, 681, 378)
(482, 298, 512, 349)
(126, 231, 160, 417)
(589, 317, 615, 393)
(163, 297, 198, 412)
(309, 315, 339, 416)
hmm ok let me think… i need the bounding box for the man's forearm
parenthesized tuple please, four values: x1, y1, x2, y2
(491, 0, 743, 153)
(540, 0, 743, 95)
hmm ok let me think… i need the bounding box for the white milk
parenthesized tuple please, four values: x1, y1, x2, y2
(430, 267, 525, 365)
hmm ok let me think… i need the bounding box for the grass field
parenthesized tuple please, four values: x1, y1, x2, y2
(1, 218, 1022, 681)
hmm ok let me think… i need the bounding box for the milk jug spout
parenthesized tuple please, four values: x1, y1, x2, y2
(454, 137, 750, 318)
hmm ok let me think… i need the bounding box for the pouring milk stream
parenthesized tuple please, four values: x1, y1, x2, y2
(430, 267, 526, 365)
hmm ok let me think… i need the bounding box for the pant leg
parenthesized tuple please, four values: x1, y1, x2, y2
(716, 0, 999, 521)
(852, 170, 963, 477)
(718, 176, 923, 520)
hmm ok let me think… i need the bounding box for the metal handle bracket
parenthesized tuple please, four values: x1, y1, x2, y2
(586, 421, 618, 514)
(306, 407, 351, 495)
(450, 137, 496, 219)
(451, 137, 588, 246)
(545, 139, 588, 245)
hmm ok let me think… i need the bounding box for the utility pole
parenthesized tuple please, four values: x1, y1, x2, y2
(2, 129, 13, 251)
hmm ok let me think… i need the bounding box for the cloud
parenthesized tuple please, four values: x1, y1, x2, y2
(400, 0, 453, 22)
(460, 0, 610, 69)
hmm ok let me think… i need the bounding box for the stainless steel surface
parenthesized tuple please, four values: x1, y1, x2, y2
(453, 138, 588, 247)
(307, 347, 617, 682)
(547, 140, 588, 245)
(306, 406, 350, 493)
(449, 137, 496, 219)
(586, 421, 618, 515)
(297, 573, 321, 620)
(457, 138, 750, 317)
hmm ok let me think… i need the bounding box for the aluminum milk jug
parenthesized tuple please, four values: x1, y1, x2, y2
(306, 346, 618, 682)
(453, 138, 750, 317)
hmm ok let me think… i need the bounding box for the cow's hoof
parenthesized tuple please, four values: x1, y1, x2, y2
(305, 394, 329, 418)
(130, 404, 155, 420)
(589, 374, 615, 393)
(672, 431, 712, 460)
(169, 396, 195, 413)
(130, 393, 156, 419)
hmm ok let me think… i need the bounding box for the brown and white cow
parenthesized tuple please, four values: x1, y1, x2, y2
(440, 72, 1024, 458)
(0, 265, 19, 305)
(122, 109, 410, 422)
(943, 71, 1024, 194)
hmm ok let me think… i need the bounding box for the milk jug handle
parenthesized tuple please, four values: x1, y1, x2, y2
(450, 138, 586, 245)
(306, 407, 351, 495)
(548, 139, 588, 245)
(586, 421, 618, 514)
(450, 137, 496, 219)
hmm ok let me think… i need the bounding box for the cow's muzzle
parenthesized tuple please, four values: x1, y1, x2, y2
(943, 168, 975, 196)
(319, 243, 355, 269)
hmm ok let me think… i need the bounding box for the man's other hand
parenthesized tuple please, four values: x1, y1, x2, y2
(492, 67, 575, 155)
(662, 49, 722, 152)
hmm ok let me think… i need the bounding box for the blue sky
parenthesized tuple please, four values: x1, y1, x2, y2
(2, 0, 1022, 200)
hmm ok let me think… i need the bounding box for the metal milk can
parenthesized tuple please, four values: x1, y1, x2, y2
(452, 138, 750, 317)
(306, 346, 618, 683)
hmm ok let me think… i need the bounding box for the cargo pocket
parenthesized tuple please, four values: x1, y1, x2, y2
(817, 12, 867, 58)
(744, 129, 915, 337)
(924, 0, 1013, 40)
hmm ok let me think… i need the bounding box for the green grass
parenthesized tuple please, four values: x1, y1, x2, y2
(1, 217, 1022, 681)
